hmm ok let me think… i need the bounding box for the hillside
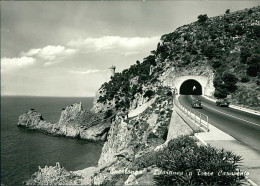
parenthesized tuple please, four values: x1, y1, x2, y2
(94, 6, 260, 112)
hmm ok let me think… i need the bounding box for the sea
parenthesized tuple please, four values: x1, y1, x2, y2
(1, 96, 103, 185)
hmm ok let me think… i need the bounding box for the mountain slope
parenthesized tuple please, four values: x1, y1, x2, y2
(94, 6, 260, 113)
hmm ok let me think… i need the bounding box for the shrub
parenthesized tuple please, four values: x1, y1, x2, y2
(210, 59, 222, 69)
(246, 54, 260, 77)
(167, 91, 173, 96)
(240, 46, 252, 64)
(160, 111, 165, 115)
(222, 72, 238, 92)
(233, 25, 246, 36)
(247, 64, 259, 77)
(104, 109, 113, 119)
(203, 44, 217, 58)
(225, 9, 230, 14)
(115, 104, 120, 110)
(213, 72, 238, 98)
(241, 76, 250, 83)
(248, 9, 253, 15)
(197, 14, 208, 23)
(214, 88, 228, 98)
(253, 26, 260, 38)
(132, 150, 160, 170)
(213, 75, 229, 98)
(153, 136, 243, 185)
(144, 90, 155, 99)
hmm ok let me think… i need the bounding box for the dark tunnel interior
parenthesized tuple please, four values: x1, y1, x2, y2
(179, 79, 202, 95)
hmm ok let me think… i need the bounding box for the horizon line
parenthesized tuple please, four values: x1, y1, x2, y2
(1, 95, 95, 98)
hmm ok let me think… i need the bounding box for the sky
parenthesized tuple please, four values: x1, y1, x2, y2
(1, 1, 259, 97)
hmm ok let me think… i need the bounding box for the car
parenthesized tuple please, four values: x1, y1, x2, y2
(216, 98, 230, 107)
(191, 99, 202, 108)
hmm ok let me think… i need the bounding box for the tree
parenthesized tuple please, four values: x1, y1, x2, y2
(248, 9, 253, 15)
(202, 44, 217, 59)
(222, 72, 238, 92)
(213, 72, 238, 98)
(246, 54, 260, 77)
(253, 26, 260, 38)
(214, 88, 228, 98)
(151, 50, 157, 55)
(144, 90, 155, 99)
(225, 9, 230, 14)
(197, 14, 208, 23)
(240, 46, 251, 63)
(234, 25, 245, 36)
(104, 109, 114, 119)
(210, 59, 222, 69)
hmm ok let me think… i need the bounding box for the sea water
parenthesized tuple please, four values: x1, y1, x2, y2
(1, 96, 103, 185)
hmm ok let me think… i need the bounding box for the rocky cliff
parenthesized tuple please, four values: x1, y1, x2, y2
(24, 86, 177, 185)
(18, 103, 110, 141)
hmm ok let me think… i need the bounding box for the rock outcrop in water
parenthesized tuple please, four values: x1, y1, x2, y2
(18, 109, 54, 132)
(18, 103, 111, 141)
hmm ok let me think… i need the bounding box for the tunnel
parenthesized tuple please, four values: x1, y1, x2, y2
(179, 79, 202, 95)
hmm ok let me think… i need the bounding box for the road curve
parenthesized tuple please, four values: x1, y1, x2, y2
(178, 95, 260, 152)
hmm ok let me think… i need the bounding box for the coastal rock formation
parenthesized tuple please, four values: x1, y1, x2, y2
(18, 109, 55, 133)
(25, 163, 82, 185)
(92, 88, 116, 113)
(93, 88, 175, 182)
(24, 87, 176, 185)
(58, 103, 84, 125)
(18, 103, 111, 141)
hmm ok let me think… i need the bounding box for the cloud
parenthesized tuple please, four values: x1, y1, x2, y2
(21, 45, 77, 65)
(1, 57, 36, 73)
(69, 69, 107, 75)
(67, 36, 160, 52)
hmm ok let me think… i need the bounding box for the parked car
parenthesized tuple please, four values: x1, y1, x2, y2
(216, 98, 230, 107)
(191, 99, 202, 108)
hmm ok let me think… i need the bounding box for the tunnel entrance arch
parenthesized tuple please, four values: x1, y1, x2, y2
(179, 79, 202, 95)
(171, 75, 214, 96)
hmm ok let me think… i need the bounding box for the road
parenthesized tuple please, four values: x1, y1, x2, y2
(179, 95, 260, 152)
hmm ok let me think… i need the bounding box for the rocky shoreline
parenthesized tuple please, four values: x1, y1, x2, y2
(17, 103, 111, 141)
(22, 86, 176, 185)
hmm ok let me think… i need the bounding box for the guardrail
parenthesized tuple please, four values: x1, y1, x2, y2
(174, 97, 209, 132)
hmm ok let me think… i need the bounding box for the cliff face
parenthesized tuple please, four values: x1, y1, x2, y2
(18, 103, 110, 141)
(24, 87, 176, 185)
(89, 87, 174, 184)
(92, 88, 116, 113)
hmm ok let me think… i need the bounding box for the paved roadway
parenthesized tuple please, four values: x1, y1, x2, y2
(179, 95, 260, 152)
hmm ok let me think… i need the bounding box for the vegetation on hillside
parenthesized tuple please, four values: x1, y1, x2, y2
(98, 6, 260, 110)
(98, 54, 158, 109)
(156, 6, 259, 101)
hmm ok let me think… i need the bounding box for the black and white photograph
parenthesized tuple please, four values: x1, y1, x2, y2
(1, 1, 260, 185)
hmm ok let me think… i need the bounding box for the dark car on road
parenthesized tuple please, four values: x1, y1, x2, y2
(216, 98, 230, 107)
(191, 99, 202, 108)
